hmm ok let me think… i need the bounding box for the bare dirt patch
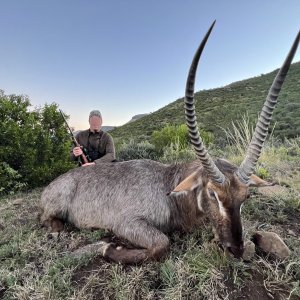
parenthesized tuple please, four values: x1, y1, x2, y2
(227, 269, 300, 300)
(257, 185, 289, 197)
(72, 256, 106, 284)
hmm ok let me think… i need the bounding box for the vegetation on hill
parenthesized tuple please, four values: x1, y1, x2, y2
(127, 113, 149, 123)
(110, 62, 300, 145)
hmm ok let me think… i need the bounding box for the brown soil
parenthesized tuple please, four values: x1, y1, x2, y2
(227, 270, 300, 300)
(282, 210, 300, 236)
(71, 234, 134, 285)
(71, 256, 108, 286)
(257, 185, 288, 197)
(72, 257, 113, 300)
(0, 287, 7, 300)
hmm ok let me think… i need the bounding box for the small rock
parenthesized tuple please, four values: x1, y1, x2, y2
(287, 229, 297, 237)
(71, 241, 111, 258)
(257, 185, 287, 197)
(252, 231, 291, 259)
(12, 198, 23, 205)
(242, 239, 255, 261)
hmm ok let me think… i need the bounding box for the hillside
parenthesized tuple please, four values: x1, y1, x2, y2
(110, 62, 300, 144)
(127, 113, 149, 123)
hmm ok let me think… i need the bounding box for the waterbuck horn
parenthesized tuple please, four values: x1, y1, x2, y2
(185, 20, 225, 184)
(237, 30, 300, 184)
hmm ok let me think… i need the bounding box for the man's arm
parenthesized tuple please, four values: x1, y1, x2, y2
(94, 134, 116, 163)
(70, 145, 83, 161)
(70, 131, 85, 162)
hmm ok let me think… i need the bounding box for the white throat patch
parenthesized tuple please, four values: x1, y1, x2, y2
(197, 191, 204, 212)
(214, 192, 227, 218)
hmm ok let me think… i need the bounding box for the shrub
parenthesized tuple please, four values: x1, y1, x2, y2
(0, 163, 27, 195)
(117, 139, 158, 161)
(255, 165, 270, 179)
(151, 124, 214, 154)
(159, 142, 196, 164)
(0, 91, 75, 192)
(221, 114, 254, 157)
(151, 124, 189, 154)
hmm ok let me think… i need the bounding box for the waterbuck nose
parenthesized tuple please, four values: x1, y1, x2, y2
(228, 244, 244, 259)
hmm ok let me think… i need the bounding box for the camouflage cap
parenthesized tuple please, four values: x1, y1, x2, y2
(89, 110, 102, 119)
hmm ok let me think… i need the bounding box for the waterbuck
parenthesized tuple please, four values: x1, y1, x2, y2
(40, 22, 300, 264)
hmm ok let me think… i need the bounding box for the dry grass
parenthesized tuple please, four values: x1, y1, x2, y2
(1, 141, 300, 300)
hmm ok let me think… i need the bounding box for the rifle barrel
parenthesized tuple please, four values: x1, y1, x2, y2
(59, 109, 89, 164)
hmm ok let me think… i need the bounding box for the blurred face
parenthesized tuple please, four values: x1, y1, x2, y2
(89, 116, 102, 132)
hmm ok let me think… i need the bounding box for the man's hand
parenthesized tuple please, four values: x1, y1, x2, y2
(73, 146, 83, 157)
(82, 162, 95, 167)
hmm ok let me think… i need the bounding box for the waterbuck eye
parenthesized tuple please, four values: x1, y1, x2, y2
(208, 189, 216, 199)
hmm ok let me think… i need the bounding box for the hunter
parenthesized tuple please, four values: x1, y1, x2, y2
(71, 110, 116, 166)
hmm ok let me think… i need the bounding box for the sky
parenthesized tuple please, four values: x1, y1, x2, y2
(0, 1, 299, 130)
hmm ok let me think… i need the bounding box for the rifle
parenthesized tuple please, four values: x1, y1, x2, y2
(59, 109, 90, 165)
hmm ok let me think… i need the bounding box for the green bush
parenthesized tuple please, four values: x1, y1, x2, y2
(151, 124, 214, 154)
(117, 139, 158, 161)
(159, 142, 197, 164)
(255, 165, 270, 179)
(0, 162, 27, 195)
(0, 91, 75, 193)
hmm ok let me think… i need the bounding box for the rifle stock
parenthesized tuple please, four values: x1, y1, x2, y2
(59, 109, 89, 165)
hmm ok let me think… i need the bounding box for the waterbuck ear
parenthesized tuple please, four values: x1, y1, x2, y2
(248, 174, 274, 187)
(169, 171, 203, 196)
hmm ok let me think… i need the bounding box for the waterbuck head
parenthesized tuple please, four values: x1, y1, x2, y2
(172, 21, 299, 258)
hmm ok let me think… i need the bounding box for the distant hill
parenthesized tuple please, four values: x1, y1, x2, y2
(110, 62, 300, 144)
(102, 126, 116, 132)
(127, 114, 149, 123)
(73, 126, 116, 137)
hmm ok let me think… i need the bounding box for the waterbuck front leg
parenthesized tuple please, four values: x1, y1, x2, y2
(103, 219, 170, 264)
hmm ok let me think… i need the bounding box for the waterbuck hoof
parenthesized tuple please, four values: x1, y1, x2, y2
(50, 218, 64, 232)
(242, 239, 255, 261)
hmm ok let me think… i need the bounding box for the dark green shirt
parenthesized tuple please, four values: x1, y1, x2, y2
(71, 129, 115, 163)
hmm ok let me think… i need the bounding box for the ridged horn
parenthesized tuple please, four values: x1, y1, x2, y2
(237, 30, 300, 183)
(185, 21, 225, 184)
